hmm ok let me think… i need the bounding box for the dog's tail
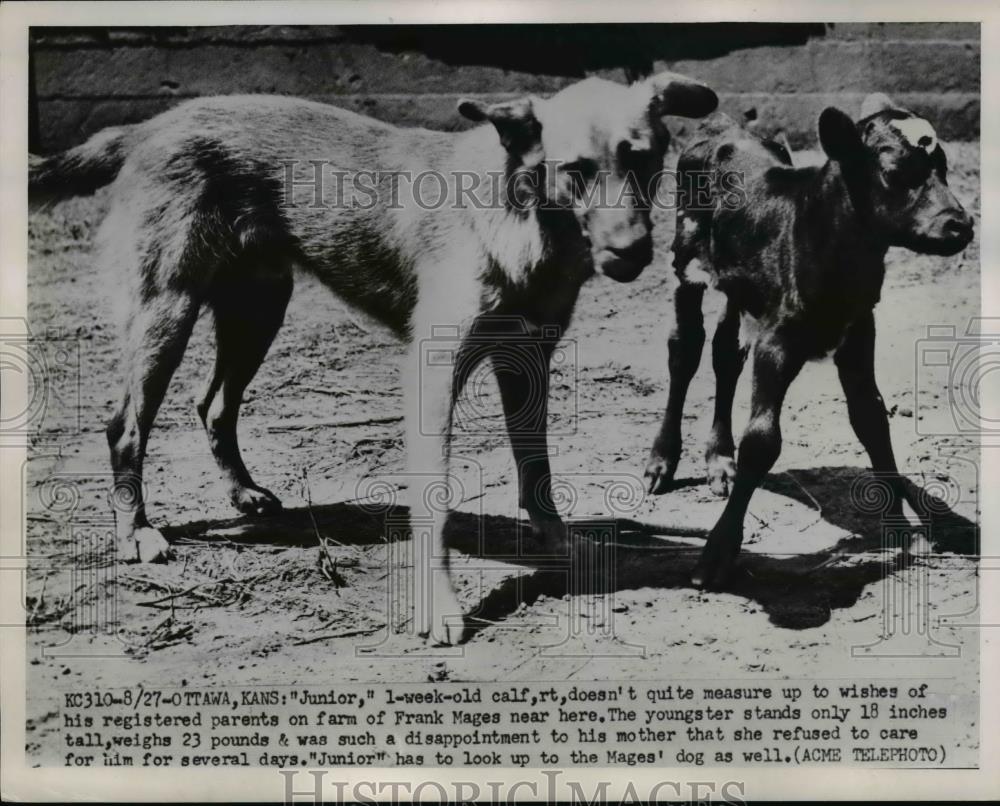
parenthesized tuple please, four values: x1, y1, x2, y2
(29, 125, 135, 206)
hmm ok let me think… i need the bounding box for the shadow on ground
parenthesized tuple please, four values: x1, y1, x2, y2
(162, 465, 977, 638)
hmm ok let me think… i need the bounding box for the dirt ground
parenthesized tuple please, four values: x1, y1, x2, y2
(23, 143, 981, 765)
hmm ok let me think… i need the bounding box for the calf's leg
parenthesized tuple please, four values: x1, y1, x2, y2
(693, 330, 805, 589)
(705, 298, 748, 496)
(835, 311, 909, 520)
(645, 281, 706, 493)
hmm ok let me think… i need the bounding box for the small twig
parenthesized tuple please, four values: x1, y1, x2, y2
(143, 614, 193, 648)
(292, 624, 385, 645)
(121, 575, 175, 593)
(268, 415, 403, 432)
(301, 469, 350, 552)
(138, 583, 206, 607)
(27, 577, 48, 626)
(783, 472, 824, 532)
(301, 470, 364, 589)
(300, 385, 400, 398)
(300, 385, 357, 397)
(269, 367, 310, 393)
(334, 485, 405, 508)
(348, 436, 402, 460)
(802, 551, 849, 575)
(135, 571, 270, 608)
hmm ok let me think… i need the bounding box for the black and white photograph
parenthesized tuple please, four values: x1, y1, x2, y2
(1, 1, 997, 801)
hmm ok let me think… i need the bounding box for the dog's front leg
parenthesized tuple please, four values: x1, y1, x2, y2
(494, 328, 566, 551)
(404, 337, 464, 646)
(403, 275, 480, 647)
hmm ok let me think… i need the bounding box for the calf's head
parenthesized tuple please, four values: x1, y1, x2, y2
(459, 72, 717, 281)
(818, 93, 973, 256)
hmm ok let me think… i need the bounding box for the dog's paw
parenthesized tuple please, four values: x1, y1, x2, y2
(232, 485, 282, 516)
(706, 455, 737, 497)
(418, 586, 465, 646)
(428, 616, 465, 648)
(121, 527, 173, 564)
(644, 452, 677, 495)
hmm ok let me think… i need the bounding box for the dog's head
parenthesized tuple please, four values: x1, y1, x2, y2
(819, 93, 974, 257)
(459, 72, 718, 282)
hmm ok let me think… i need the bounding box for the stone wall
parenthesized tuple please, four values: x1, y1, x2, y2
(30, 23, 979, 152)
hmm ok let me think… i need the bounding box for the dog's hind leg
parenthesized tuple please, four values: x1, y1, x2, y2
(108, 289, 200, 563)
(705, 298, 748, 496)
(198, 267, 293, 515)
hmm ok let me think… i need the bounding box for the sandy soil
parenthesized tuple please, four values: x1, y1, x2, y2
(23, 144, 982, 765)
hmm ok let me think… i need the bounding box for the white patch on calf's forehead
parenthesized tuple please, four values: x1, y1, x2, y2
(888, 117, 938, 153)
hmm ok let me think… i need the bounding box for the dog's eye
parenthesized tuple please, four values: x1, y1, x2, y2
(563, 158, 599, 193)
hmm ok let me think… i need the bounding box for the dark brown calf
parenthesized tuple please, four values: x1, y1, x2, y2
(644, 93, 974, 589)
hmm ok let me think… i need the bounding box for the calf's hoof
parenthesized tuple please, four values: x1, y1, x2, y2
(691, 559, 734, 591)
(644, 451, 678, 495)
(691, 539, 738, 591)
(706, 455, 737, 497)
(232, 485, 283, 516)
(120, 526, 173, 564)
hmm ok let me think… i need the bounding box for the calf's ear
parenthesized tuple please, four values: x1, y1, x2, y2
(860, 92, 897, 119)
(458, 97, 544, 166)
(818, 107, 864, 163)
(645, 71, 719, 118)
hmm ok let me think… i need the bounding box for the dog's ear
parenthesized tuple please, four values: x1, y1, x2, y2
(818, 107, 864, 163)
(458, 97, 543, 166)
(860, 92, 899, 120)
(644, 71, 718, 119)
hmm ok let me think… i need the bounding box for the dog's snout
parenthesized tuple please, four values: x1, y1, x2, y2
(607, 234, 653, 266)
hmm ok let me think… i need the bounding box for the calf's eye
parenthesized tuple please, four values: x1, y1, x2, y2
(885, 165, 928, 190)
